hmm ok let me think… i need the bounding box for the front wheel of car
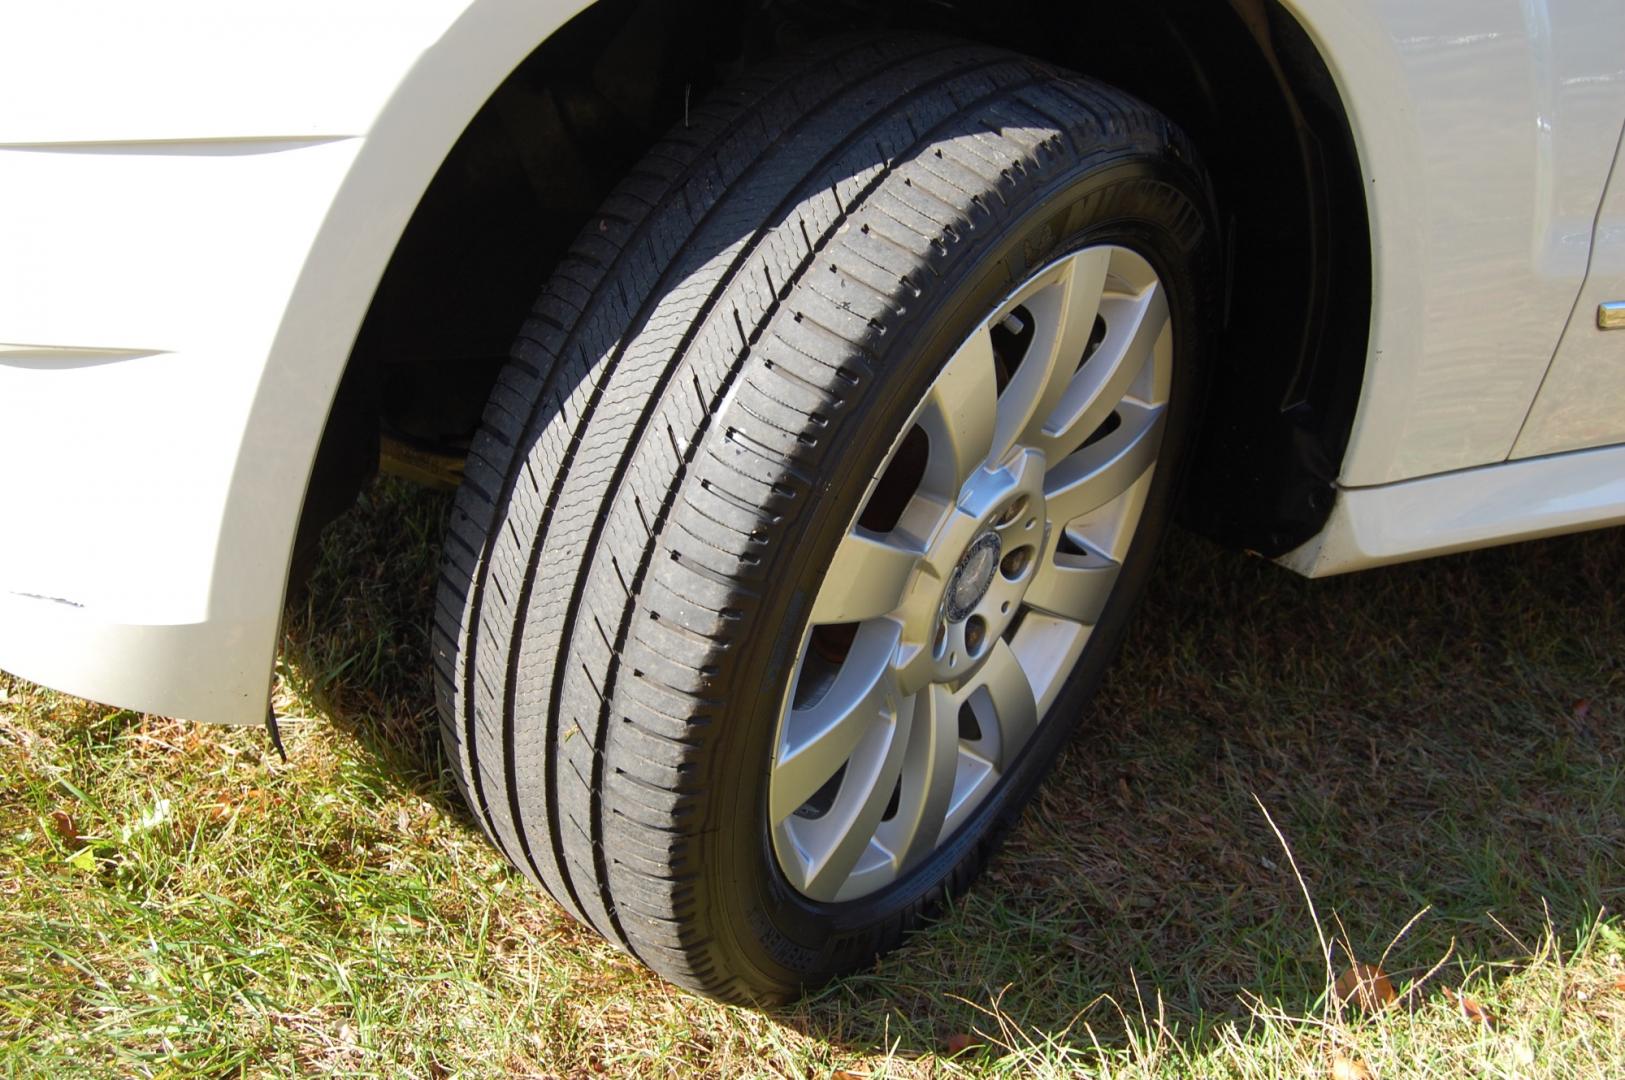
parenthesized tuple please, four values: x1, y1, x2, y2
(434, 33, 1216, 1003)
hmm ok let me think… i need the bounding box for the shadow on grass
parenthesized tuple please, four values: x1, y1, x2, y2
(285, 478, 1624, 1062)
(790, 518, 1623, 1060)
(277, 481, 464, 821)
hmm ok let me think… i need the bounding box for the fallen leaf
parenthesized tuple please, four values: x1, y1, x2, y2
(1331, 1055, 1372, 1080)
(831, 1071, 863, 1080)
(1334, 963, 1396, 1011)
(49, 809, 83, 850)
(945, 1032, 983, 1055)
(1614, 974, 1625, 993)
(1441, 986, 1497, 1028)
(1573, 698, 1592, 721)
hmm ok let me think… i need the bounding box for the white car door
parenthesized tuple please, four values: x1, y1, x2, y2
(1513, 125, 1625, 458)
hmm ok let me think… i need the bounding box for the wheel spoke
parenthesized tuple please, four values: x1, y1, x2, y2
(1043, 400, 1165, 526)
(1036, 281, 1169, 461)
(996, 248, 1112, 459)
(883, 684, 960, 871)
(973, 640, 1039, 768)
(918, 327, 999, 499)
(1024, 536, 1120, 625)
(771, 621, 901, 823)
(800, 694, 913, 900)
(810, 528, 923, 624)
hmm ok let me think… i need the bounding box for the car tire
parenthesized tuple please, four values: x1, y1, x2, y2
(434, 33, 1216, 1003)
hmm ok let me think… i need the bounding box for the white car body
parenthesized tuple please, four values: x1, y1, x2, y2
(2, 0, 1623, 725)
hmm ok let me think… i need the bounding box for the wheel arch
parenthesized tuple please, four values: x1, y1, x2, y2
(279, 0, 1377, 638)
(222, 0, 604, 621)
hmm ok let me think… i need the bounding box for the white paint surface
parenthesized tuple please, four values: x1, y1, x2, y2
(1284, 0, 1625, 484)
(1513, 121, 1625, 457)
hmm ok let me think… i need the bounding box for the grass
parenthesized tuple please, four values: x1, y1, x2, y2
(2, 476, 1622, 1077)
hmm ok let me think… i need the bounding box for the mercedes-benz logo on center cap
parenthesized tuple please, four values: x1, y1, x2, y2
(945, 531, 1001, 622)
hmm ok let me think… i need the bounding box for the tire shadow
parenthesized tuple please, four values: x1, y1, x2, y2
(276, 480, 469, 824)
(781, 523, 1624, 1060)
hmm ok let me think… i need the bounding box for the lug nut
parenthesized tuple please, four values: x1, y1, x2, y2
(1000, 546, 1032, 579)
(964, 615, 987, 655)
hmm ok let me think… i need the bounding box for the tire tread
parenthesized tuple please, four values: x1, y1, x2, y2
(435, 32, 1205, 1001)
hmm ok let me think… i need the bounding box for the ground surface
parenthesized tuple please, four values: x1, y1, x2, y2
(2, 479, 1621, 1077)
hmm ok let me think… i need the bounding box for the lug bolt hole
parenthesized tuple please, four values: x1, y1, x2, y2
(964, 615, 987, 656)
(994, 495, 1029, 528)
(1000, 546, 1033, 580)
(1025, 518, 1037, 530)
(1001, 601, 1010, 614)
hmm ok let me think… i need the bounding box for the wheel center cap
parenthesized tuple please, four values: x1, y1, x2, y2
(945, 532, 1001, 622)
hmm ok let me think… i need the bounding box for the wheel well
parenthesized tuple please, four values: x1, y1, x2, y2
(296, 0, 1369, 578)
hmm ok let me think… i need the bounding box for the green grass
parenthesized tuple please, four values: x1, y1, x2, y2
(3, 477, 1622, 1077)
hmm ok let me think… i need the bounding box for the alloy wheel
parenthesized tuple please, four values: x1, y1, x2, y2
(770, 244, 1174, 902)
